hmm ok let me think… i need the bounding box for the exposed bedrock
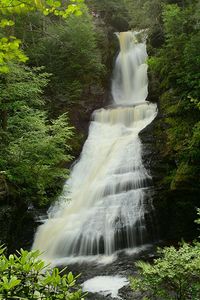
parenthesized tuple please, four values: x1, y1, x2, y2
(140, 109, 199, 242)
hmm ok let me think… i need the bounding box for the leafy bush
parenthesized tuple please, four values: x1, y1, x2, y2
(0, 246, 84, 300)
(130, 242, 200, 300)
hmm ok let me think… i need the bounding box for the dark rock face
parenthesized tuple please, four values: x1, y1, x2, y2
(140, 115, 162, 183)
(118, 285, 142, 300)
(68, 90, 110, 135)
(0, 203, 37, 253)
(139, 111, 167, 240)
(0, 175, 8, 203)
(139, 107, 199, 242)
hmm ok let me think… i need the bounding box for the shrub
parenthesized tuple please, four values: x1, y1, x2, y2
(130, 242, 200, 300)
(0, 246, 84, 299)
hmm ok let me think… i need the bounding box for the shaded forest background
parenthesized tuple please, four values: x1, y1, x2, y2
(0, 0, 199, 251)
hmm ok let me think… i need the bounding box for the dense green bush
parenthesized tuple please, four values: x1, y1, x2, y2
(131, 242, 200, 300)
(0, 246, 84, 299)
(131, 211, 200, 299)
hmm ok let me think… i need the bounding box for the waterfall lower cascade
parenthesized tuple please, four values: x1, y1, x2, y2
(33, 31, 157, 262)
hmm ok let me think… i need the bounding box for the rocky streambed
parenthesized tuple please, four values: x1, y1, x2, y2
(59, 245, 158, 300)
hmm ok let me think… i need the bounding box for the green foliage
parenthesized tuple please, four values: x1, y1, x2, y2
(124, 0, 164, 29)
(0, 0, 86, 73)
(0, 0, 107, 250)
(22, 10, 105, 108)
(131, 242, 200, 300)
(148, 0, 200, 190)
(0, 246, 84, 299)
(0, 36, 28, 73)
(195, 209, 200, 227)
(150, 1, 200, 97)
(0, 0, 85, 20)
(161, 99, 200, 189)
(86, 0, 130, 30)
(0, 64, 73, 207)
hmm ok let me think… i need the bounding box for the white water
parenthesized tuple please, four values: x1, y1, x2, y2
(82, 276, 129, 299)
(112, 30, 148, 105)
(32, 31, 157, 262)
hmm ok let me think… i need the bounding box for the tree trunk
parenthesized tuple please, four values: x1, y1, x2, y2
(1, 110, 8, 131)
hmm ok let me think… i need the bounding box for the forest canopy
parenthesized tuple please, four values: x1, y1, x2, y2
(0, 0, 85, 72)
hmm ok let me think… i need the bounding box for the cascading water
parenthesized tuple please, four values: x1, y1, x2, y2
(112, 30, 148, 105)
(32, 31, 157, 262)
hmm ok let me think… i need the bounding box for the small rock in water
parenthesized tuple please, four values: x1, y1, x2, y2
(82, 276, 129, 299)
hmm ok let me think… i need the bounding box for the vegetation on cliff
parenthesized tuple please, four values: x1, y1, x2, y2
(148, 0, 200, 240)
(149, 1, 200, 191)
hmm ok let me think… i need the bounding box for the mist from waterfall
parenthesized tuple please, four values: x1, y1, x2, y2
(32, 31, 157, 263)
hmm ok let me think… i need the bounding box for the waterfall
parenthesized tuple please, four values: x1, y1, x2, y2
(32, 31, 157, 261)
(112, 31, 148, 105)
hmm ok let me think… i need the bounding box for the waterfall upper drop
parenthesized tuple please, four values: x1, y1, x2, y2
(32, 31, 157, 262)
(112, 31, 148, 105)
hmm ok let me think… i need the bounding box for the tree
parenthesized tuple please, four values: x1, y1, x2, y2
(0, 64, 74, 207)
(0, 0, 86, 72)
(30, 11, 105, 107)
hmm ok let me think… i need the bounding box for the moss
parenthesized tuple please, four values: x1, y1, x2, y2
(170, 162, 196, 190)
(155, 89, 200, 193)
(145, 90, 199, 241)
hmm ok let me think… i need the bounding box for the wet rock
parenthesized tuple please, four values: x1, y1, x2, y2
(60, 247, 159, 300)
(139, 103, 199, 242)
(118, 284, 141, 300)
(0, 174, 8, 202)
(85, 292, 114, 300)
(139, 113, 166, 184)
(0, 203, 38, 253)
